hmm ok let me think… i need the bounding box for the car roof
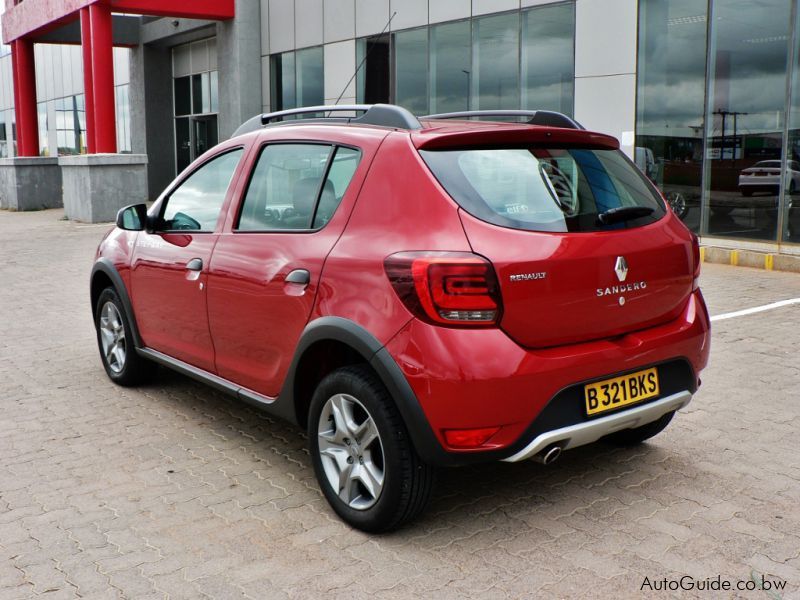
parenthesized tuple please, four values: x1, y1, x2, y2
(230, 115, 619, 151)
(229, 104, 620, 150)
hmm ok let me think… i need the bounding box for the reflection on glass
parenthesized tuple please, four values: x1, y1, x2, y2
(175, 117, 191, 173)
(521, 3, 575, 116)
(296, 47, 324, 108)
(271, 52, 296, 111)
(636, 0, 707, 232)
(238, 144, 333, 231)
(472, 14, 519, 110)
(192, 73, 212, 114)
(0, 112, 6, 158)
(356, 35, 390, 104)
(784, 2, 800, 243)
(53, 95, 86, 155)
(430, 20, 471, 114)
(210, 71, 219, 113)
(37, 102, 48, 156)
(272, 49, 324, 112)
(116, 85, 131, 153)
(395, 28, 429, 115)
(174, 76, 191, 116)
(703, 0, 790, 242)
(163, 149, 244, 231)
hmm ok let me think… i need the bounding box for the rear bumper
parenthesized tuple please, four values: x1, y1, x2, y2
(383, 291, 710, 465)
(502, 390, 692, 462)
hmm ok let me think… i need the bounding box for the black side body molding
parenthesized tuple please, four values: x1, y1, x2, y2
(276, 317, 457, 465)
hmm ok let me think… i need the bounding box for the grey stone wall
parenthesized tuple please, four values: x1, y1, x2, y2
(59, 154, 148, 223)
(0, 158, 62, 211)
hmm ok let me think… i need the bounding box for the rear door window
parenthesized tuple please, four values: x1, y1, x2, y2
(420, 147, 666, 232)
(237, 144, 361, 231)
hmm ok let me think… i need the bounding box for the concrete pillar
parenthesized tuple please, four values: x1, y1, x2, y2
(89, 3, 117, 153)
(60, 154, 148, 223)
(131, 44, 174, 200)
(11, 39, 39, 157)
(0, 158, 62, 210)
(217, 0, 262, 139)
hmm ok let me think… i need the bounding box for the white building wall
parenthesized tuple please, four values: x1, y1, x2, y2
(574, 0, 638, 156)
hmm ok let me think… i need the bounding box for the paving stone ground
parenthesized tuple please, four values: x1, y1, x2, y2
(1, 208, 798, 600)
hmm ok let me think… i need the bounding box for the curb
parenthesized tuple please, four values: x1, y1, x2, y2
(701, 246, 800, 273)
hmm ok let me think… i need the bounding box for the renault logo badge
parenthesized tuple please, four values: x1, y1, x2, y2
(614, 256, 628, 283)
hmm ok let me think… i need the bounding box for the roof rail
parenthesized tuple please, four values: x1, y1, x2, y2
(420, 110, 584, 130)
(231, 103, 422, 138)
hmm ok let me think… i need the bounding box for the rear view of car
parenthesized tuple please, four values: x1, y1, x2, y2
(92, 105, 710, 532)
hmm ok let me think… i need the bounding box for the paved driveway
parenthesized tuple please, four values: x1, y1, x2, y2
(1, 209, 798, 599)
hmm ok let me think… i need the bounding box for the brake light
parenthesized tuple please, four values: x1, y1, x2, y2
(691, 234, 701, 291)
(384, 252, 503, 326)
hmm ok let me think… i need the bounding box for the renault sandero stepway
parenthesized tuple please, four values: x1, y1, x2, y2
(91, 104, 710, 531)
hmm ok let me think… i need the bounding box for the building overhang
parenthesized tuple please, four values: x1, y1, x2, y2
(2, 0, 235, 44)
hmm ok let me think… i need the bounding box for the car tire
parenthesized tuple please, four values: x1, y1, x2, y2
(604, 411, 674, 447)
(95, 287, 155, 386)
(308, 365, 434, 532)
(740, 189, 753, 197)
(665, 191, 689, 220)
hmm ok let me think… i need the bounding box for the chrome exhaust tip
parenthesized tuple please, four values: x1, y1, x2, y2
(534, 444, 562, 465)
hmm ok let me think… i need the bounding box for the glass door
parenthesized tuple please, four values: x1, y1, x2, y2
(172, 39, 219, 176)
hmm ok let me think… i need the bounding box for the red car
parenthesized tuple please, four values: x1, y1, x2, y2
(91, 105, 710, 531)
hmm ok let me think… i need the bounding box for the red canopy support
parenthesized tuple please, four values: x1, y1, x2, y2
(79, 7, 96, 154)
(88, 3, 115, 153)
(11, 38, 39, 157)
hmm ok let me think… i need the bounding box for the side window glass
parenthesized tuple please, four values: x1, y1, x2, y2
(313, 147, 361, 228)
(238, 144, 333, 231)
(161, 149, 243, 231)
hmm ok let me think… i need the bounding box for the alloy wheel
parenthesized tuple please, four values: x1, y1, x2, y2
(99, 301, 126, 374)
(317, 393, 385, 510)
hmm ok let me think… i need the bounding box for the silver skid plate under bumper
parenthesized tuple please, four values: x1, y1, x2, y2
(502, 390, 693, 463)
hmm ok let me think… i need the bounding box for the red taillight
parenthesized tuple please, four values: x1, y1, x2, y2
(443, 427, 501, 449)
(384, 252, 503, 326)
(691, 234, 701, 291)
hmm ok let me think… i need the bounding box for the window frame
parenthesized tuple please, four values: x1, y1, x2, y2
(233, 140, 362, 235)
(156, 146, 246, 234)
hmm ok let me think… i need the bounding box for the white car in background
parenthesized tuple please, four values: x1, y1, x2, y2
(738, 160, 800, 196)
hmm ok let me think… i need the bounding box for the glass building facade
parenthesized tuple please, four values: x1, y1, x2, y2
(353, 3, 576, 117)
(637, 0, 799, 246)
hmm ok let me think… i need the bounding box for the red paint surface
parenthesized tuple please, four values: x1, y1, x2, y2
(11, 39, 39, 157)
(89, 3, 115, 153)
(79, 7, 95, 154)
(208, 126, 389, 397)
(459, 208, 695, 349)
(2, 0, 234, 43)
(385, 292, 709, 451)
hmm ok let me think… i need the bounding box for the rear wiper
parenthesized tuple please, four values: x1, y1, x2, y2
(597, 206, 654, 225)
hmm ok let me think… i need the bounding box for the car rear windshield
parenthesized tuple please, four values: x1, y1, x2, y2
(420, 147, 666, 232)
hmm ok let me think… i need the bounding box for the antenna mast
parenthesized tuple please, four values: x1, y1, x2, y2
(332, 12, 396, 107)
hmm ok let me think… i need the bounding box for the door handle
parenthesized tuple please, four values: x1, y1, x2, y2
(186, 258, 203, 271)
(285, 269, 310, 285)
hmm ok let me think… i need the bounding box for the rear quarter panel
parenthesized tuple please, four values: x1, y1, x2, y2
(315, 132, 472, 344)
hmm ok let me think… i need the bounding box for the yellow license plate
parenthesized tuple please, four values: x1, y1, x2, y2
(584, 368, 660, 416)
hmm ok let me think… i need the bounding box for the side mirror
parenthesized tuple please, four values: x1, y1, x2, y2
(116, 203, 148, 231)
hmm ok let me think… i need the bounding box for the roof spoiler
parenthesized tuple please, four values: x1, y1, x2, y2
(420, 110, 584, 130)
